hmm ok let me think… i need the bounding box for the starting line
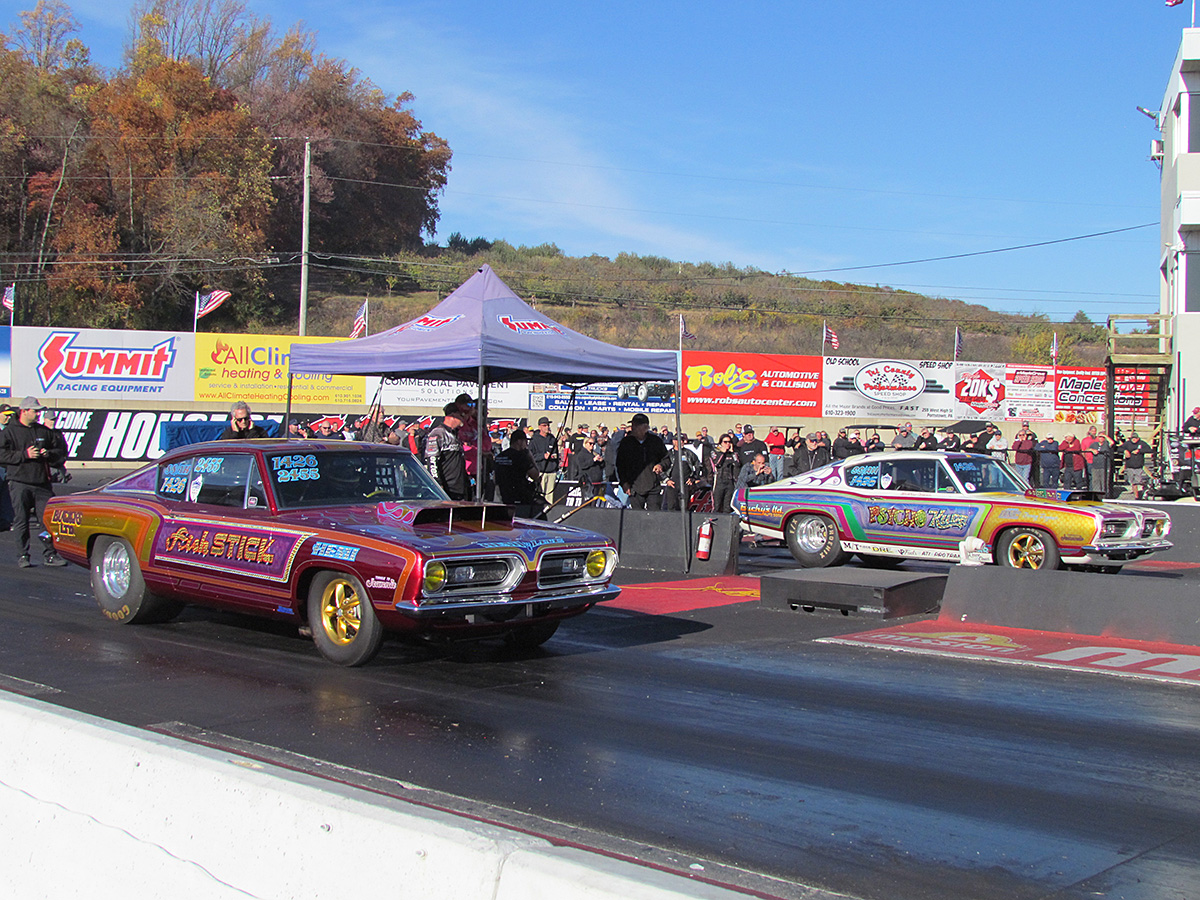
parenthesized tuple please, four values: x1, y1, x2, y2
(608, 577, 760, 615)
(820, 621, 1200, 687)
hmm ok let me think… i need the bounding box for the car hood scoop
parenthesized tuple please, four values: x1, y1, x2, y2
(375, 501, 514, 529)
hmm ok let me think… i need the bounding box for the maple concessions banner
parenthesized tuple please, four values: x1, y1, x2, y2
(681, 351, 822, 415)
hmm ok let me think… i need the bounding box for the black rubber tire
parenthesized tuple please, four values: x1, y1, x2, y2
(90, 535, 184, 624)
(307, 570, 384, 666)
(997, 527, 1062, 570)
(784, 514, 850, 568)
(504, 620, 560, 649)
(857, 553, 903, 569)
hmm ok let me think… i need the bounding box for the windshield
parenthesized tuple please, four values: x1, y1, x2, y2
(266, 450, 448, 509)
(946, 456, 1028, 495)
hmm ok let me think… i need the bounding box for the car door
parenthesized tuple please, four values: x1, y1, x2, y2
(865, 457, 975, 555)
(151, 451, 309, 611)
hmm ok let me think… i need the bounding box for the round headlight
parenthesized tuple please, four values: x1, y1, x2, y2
(586, 549, 608, 578)
(423, 561, 446, 592)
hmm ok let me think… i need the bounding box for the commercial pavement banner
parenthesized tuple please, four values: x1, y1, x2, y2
(15, 327, 196, 401)
(374, 377, 529, 410)
(822, 357, 956, 419)
(681, 351, 822, 415)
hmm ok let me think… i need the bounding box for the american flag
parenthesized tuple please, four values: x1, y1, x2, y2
(954, 326, 963, 361)
(823, 322, 839, 351)
(196, 289, 231, 319)
(679, 314, 696, 341)
(350, 300, 368, 338)
(1167, 0, 1184, 7)
(1, 284, 12, 312)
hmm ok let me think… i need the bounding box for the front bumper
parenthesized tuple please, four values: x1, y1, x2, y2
(1080, 538, 1173, 561)
(401, 582, 620, 618)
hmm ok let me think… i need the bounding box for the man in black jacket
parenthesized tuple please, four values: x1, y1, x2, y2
(0, 397, 68, 567)
(218, 401, 269, 439)
(616, 413, 669, 510)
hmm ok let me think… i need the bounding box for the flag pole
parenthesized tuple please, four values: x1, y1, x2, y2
(193, 291, 199, 333)
(364, 297, 369, 337)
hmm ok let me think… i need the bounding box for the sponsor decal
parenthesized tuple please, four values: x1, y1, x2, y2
(311, 541, 360, 562)
(395, 314, 461, 333)
(498, 315, 562, 334)
(48, 508, 82, 537)
(366, 575, 399, 590)
(154, 520, 309, 582)
(37, 331, 177, 393)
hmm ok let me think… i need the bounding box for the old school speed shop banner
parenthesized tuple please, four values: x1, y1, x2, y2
(681, 351, 822, 415)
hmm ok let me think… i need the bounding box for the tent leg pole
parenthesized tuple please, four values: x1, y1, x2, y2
(284, 373, 294, 440)
(676, 381, 690, 574)
(477, 366, 485, 502)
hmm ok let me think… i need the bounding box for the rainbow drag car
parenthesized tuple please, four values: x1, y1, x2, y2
(734, 451, 1171, 571)
(44, 441, 619, 666)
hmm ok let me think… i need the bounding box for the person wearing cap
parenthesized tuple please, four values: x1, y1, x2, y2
(864, 432, 886, 454)
(764, 425, 787, 479)
(735, 425, 768, 470)
(454, 393, 492, 497)
(939, 430, 962, 452)
(1035, 433, 1061, 488)
(785, 432, 827, 477)
(529, 416, 559, 502)
(915, 427, 939, 452)
(0, 397, 68, 567)
(832, 427, 854, 460)
(616, 413, 670, 510)
(1185, 407, 1200, 439)
(424, 402, 468, 500)
(1121, 431, 1152, 499)
(891, 424, 916, 451)
(40, 409, 70, 485)
(494, 429, 541, 517)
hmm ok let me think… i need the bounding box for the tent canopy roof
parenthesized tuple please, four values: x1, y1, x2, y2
(288, 265, 678, 384)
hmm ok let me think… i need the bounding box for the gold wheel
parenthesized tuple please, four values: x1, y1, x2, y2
(318, 576, 363, 645)
(1000, 528, 1060, 570)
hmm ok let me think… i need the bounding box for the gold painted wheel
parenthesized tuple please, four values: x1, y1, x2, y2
(307, 571, 384, 666)
(318, 577, 364, 645)
(999, 528, 1061, 570)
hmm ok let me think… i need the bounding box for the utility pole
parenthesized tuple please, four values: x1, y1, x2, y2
(298, 139, 311, 336)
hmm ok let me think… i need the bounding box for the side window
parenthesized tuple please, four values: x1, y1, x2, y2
(158, 458, 195, 500)
(844, 461, 880, 490)
(885, 459, 940, 493)
(188, 455, 253, 508)
(247, 460, 268, 509)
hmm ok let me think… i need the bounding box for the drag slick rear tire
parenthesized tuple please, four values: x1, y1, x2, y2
(998, 527, 1061, 570)
(90, 535, 183, 624)
(785, 514, 850, 568)
(307, 570, 383, 666)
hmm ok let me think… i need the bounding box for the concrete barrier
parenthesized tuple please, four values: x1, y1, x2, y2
(562, 508, 740, 577)
(0, 693, 748, 900)
(940, 566, 1200, 645)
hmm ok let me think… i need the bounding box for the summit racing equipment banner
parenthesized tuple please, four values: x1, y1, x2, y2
(195, 334, 364, 405)
(16, 328, 196, 401)
(681, 351, 822, 415)
(822, 357, 956, 419)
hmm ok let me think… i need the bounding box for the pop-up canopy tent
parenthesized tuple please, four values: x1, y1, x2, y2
(288, 264, 678, 384)
(288, 265, 689, 559)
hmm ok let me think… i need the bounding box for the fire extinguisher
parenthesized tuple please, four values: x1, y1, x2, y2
(696, 517, 716, 560)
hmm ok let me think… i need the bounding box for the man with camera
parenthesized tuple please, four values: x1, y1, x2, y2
(0, 397, 68, 568)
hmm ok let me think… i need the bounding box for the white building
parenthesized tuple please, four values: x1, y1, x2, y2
(1157, 28, 1200, 429)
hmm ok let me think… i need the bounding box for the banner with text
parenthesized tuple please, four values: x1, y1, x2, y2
(194, 334, 365, 406)
(15, 328, 196, 401)
(822, 357, 957, 419)
(681, 351, 822, 415)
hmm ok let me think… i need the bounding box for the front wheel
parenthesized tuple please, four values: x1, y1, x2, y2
(307, 571, 384, 666)
(90, 535, 183, 624)
(785, 514, 850, 568)
(998, 528, 1061, 570)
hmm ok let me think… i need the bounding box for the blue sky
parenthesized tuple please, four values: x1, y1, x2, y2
(2, 1, 1191, 322)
